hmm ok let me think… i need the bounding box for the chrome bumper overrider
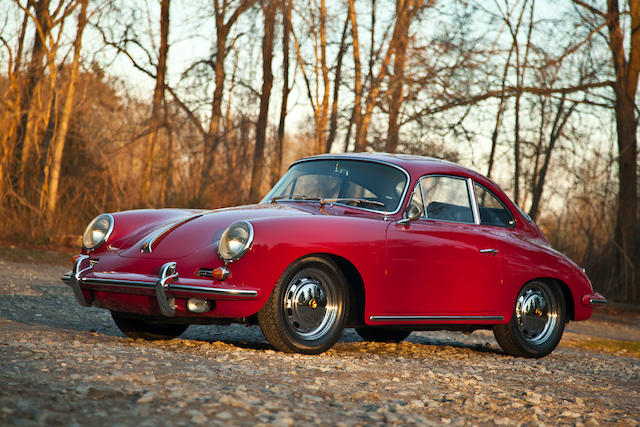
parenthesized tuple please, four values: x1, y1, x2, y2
(581, 293, 607, 308)
(61, 255, 258, 317)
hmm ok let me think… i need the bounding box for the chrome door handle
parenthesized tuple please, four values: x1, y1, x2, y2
(480, 249, 499, 255)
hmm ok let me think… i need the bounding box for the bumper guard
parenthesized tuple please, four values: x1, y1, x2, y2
(62, 258, 258, 317)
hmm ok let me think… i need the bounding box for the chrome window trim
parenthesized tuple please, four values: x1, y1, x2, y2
(467, 178, 481, 225)
(472, 181, 517, 229)
(369, 315, 504, 322)
(414, 174, 476, 224)
(264, 157, 411, 216)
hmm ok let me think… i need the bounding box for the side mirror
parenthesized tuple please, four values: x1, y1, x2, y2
(397, 204, 422, 225)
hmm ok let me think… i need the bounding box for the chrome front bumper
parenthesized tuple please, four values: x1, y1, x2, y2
(61, 255, 258, 317)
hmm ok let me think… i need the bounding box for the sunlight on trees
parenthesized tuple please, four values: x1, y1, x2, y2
(0, 0, 637, 302)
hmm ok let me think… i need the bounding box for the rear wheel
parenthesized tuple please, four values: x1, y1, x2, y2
(111, 311, 188, 340)
(493, 280, 566, 358)
(355, 327, 410, 343)
(258, 257, 348, 354)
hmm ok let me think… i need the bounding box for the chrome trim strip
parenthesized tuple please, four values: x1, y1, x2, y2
(171, 284, 258, 297)
(76, 277, 258, 298)
(467, 178, 481, 225)
(369, 315, 504, 322)
(267, 156, 411, 216)
(81, 277, 155, 289)
(140, 214, 203, 253)
(588, 298, 607, 306)
(479, 248, 499, 255)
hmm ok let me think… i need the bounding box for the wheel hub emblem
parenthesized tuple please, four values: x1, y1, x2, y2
(310, 299, 318, 309)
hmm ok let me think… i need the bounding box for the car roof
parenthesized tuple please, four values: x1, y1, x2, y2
(299, 152, 484, 181)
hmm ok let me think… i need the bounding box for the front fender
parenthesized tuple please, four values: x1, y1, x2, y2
(225, 216, 388, 315)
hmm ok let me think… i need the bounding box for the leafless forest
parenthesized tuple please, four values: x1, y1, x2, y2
(0, 0, 638, 302)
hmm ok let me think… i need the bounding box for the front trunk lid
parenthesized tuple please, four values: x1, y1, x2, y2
(118, 203, 310, 260)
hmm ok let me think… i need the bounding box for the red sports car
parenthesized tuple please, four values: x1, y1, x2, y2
(63, 153, 606, 357)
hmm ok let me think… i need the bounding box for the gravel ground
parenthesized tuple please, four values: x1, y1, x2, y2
(1, 258, 639, 426)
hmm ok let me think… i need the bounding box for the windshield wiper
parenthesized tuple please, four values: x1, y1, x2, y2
(322, 198, 386, 208)
(270, 196, 323, 203)
(271, 196, 386, 209)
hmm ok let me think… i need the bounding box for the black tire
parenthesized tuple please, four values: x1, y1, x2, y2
(257, 256, 349, 354)
(110, 311, 188, 340)
(493, 280, 566, 358)
(355, 327, 411, 343)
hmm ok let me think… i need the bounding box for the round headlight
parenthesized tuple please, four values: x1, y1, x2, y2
(82, 214, 114, 250)
(218, 221, 254, 262)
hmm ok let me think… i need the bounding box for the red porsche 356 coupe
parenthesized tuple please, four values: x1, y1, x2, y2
(63, 153, 606, 357)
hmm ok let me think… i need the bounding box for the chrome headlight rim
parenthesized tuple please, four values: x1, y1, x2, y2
(82, 213, 114, 251)
(218, 220, 254, 263)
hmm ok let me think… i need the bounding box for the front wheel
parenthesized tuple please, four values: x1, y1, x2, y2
(258, 257, 349, 354)
(493, 280, 566, 358)
(111, 311, 189, 340)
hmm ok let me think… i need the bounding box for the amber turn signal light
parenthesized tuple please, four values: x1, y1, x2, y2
(211, 266, 230, 281)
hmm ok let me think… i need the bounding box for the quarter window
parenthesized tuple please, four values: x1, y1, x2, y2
(474, 183, 515, 227)
(419, 176, 474, 223)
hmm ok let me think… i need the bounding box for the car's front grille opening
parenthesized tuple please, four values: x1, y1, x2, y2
(196, 268, 213, 278)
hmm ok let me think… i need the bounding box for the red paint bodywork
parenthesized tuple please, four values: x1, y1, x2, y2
(70, 153, 601, 327)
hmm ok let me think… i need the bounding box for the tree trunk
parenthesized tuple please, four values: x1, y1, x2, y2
(13, 3, 30, 75)
(348, 0, 364, 152)
(41, 0, 88, 221)
(325, 13, 349, 153)
(249, 0, 276, 203)
(385, 0, 424, 152)
(606, 0, 639, 301)
(14, 0, 51, 191)
(141, 0, 170, 206)
(272, 0, 291, 186)
(199, 0, 256, 201)
(315, 0, 330, 155)
(528, 96, 575, 221)
(354, 0, 423, 152)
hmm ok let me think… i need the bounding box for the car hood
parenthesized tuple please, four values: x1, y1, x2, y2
(116, 203, 312, 260)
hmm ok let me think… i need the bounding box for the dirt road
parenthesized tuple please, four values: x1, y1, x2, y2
(1, 256, 638, 426)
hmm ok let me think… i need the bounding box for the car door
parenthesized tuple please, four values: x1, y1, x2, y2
(381, 175, 505, 319)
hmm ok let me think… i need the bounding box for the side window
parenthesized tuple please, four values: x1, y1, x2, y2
(408, 184, 425, 216)
(420, 176, 474, 223)
(474, 183, 515, 227)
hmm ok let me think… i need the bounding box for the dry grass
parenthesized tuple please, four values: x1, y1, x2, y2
(565, 338, 640, 358)
(0, 245, 73, 266)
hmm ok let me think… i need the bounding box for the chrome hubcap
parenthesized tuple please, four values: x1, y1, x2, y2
(515, 284, 558, 345)
(284, 274, 336, 340)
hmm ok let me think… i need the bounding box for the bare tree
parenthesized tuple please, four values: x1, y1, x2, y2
(271, 0, 292, 185)
(141, 0, 170, 206)
(13, 0, 52, 191)
(385, 0, 429, 153)
(573, 0, 640, 301)
(199, 0, 257, 200)
(40, 0, 89, 220)
(249, 0, 276, 202)
(352, 0, 426, 152)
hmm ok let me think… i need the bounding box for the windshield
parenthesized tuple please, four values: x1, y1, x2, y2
(262, 159, 409, 213)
